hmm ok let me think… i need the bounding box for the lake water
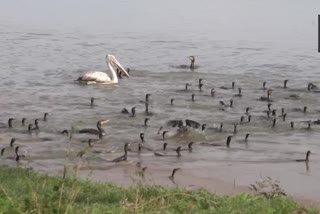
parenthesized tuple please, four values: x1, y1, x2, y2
(0, 0, 320, 203)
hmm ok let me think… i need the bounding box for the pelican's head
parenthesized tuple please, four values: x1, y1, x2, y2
(99, 119, 109, 125)
(107, 55, 130, 77)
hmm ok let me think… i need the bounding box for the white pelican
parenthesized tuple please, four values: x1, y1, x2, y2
(77, 54, 130, 84)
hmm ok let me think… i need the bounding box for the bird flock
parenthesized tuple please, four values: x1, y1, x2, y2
(0, 56, 319, 184)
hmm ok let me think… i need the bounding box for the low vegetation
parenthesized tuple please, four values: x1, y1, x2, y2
(0, 166, 317, 213)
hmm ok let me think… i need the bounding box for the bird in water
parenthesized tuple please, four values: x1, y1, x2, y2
(0, 118, 14, 128)
(79, 120, 109, 139)
(283, 79, 289, 88)
(77, 54, 130, 84)
(144, 118, 150, 127)
(61, 129, 69, 135)
(43, 113, 49, 121)
(176, 56, 198, 70)
(181, 142, 194, 152)
(295, 151, 311, 162)
(169, 168, 181, 184)
(154, 146, 182, 157)
(110, 143, 130, 162)
(140, 133, 145, 142)
(219, 99, 233, 110)
(307, 82, 318, 91)
(220, 82, 235, 90)
(234, 88, 242, 97)
(22, 118, 26, 126)
(121, 107, 136, 117)
(170, 98, 174, 105)
(90, 98, 94, 107)
(260, 89, 273, 102)
(210, 88, 215, 97)
(32, 119, 40, 130)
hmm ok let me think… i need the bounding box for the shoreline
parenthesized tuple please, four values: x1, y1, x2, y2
(0, 165, 318, 213)
(71, 161, 320, 210)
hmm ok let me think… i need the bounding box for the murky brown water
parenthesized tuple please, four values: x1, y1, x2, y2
(1, 0, 320, 205)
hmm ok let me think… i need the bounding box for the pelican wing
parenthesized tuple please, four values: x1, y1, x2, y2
(185, 119, 200, 128)
(167, 120, 183, 127)
(78, 71, 111, 82)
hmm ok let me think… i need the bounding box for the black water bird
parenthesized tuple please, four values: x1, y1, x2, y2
(220, 82, 235, 90)
(162, 131, 168, 140)
(219, 123, 223, 132)
(90, 98, 94, 107)
(182, 142, 194, 152)
(260, 89, 272, 102)
(233, 124, 237, 134)
(240, 116, 245, 124)
(283, 79, 289, 88)
(10, 138, 16, 147)
(32, 119, 40, 130)
(154, 146, 182, 157)
(262, 90, 273, 102)
(234, 88, 242, 97)
(170, 98, 174, 105)
(292, 106, 307, 113)
(245, 107, 250, 115)
(22, 118, 26, 126)
(140, 133, 145, 142)
(262, 82, 267, 90)
(226, 136, 232, 148)
(110, 143, 130, 162)
(219, 99, 233, 109)
(145, 102, 151, 115)
(144, 118, 150, 127)
(282, 113, 287, 122)
(0, 118, 14, 128)
(131, 107, 136, 117)
(145, 94, 152, 103)
(185, 83, 191, 90)
(307, 83, 318, 91)
(210, 88, 215, 97)
(198, 78, 203, 85)
(28, 124, 33, 134)
(290, 121, 294, 129)
(189, 56, 195, 70)
(306, 121, 312, 130)
(295, 151, 311, 162)
(191, 94, 195, 102)
(199, 83, 203, 92)
(61, 129, 69, 135)
(79, 120, 109, 138)
(245, 133, 250, 142)
(121, 108, 130, 114)
(169, 168, 181, 182)
(201, 124, 207, 131)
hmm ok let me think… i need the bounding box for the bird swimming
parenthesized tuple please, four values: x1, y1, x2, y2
(79, 120, 109, 139)
(77, 54, 130, 84)
(110, 143, 130, 162)
(295, 151, 311, 162)
(260, 89, 272, 102)
(0, 118, 14, 129)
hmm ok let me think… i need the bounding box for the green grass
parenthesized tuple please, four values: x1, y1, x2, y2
(0, 166, 317, 214)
